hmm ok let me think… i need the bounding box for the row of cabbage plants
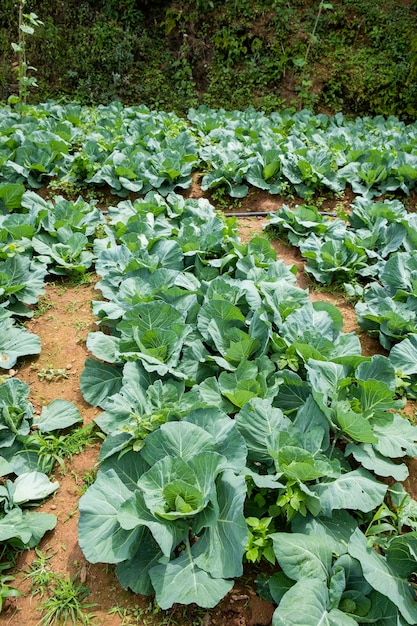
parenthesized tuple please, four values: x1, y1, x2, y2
(67, 191, 417, 624)
(1, 100, 417, 623)
(266, 196, 417, 399)
(2, 102, 417, 200)
(0, 186, 107, 563)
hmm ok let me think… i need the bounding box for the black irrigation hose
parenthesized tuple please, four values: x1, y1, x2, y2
(224, 211, 272, 217)
(100, 206, 337, 218)
(224, 210, 337, 217)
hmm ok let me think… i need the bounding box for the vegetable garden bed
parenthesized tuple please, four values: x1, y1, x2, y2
(2, 102, 417, 625)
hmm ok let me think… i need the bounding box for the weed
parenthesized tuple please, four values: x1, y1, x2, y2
(311, 196, 326, 209)
(66, 272, 95, 286)
(210, 186, 243, 212)
(263, 228, 292, 247)
(108, 601, 159, 625)
(82, 188, 106, 205)
(69, 467, 97, 495)
(277, 180, 295, 200)
(48, 179, 79, 199)
(25, 423, 101, 474)
(23, 547, 56, 598)
(36, 574, 96, 626)
(51, 282, 68, 295)
(65, 301, 80, 314)
(333, 200, 350, 221)
(71, 478, 94, 498)
(81, 467, 98, 492)
(36, 366, 69, 382)
(63, 507, 78, 522)
(73, 321, 91, 344)
(34, 296, 56, 318)
(108, 599, 192, 626)
(309, 280, 349, 296)
(55, 423, 101, 458)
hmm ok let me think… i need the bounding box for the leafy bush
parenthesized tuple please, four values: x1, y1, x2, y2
(1, 0, 417, 118)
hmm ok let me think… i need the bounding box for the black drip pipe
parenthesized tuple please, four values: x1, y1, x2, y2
(224, 210, 337, 217)
(224, 211, 272, 217)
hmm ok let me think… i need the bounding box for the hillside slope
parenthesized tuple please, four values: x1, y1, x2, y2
(1, 0, 417, 119)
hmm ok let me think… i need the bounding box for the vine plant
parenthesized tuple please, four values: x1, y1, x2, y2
(9, 0, 43, 105)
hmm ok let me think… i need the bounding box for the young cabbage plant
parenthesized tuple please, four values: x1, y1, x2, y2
(79, 410, 248, 609)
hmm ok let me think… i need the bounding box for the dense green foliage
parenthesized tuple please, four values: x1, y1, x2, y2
(1, 0, 417, 119)
(2, 103, 417, 202)
(3, 101, 417, 621)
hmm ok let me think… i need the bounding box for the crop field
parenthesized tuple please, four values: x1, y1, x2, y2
(1, 102, 417, 625)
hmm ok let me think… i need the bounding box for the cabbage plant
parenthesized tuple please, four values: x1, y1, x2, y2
(78, 409, 248, 609)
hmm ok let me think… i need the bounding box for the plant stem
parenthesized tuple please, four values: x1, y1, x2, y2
(18, 0, 24, 103)
(304, 0, 324, 64)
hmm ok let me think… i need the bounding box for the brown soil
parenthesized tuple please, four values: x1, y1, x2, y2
(1, 187, 416, 626)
